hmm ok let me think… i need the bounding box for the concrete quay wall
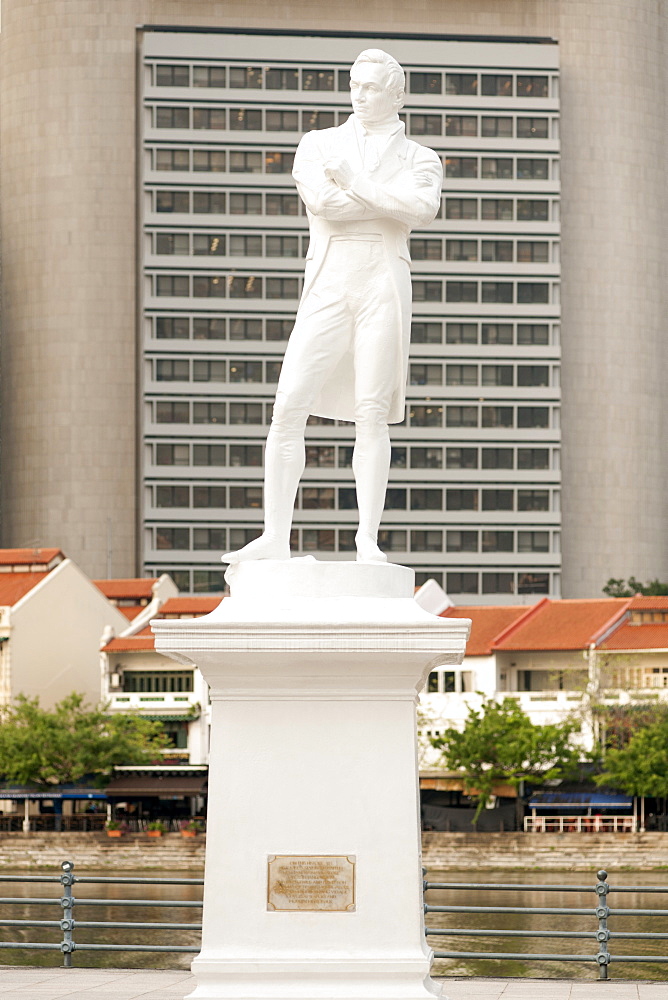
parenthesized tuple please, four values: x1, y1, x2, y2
(1, 832, 668, 872)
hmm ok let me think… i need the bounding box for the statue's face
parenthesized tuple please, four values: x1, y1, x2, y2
(350, 62, 398, 125)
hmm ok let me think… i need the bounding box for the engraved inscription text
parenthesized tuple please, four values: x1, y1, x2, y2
(267, 855, 356, 911)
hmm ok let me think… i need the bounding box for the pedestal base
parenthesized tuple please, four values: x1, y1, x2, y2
(152, 559, 469, 1000)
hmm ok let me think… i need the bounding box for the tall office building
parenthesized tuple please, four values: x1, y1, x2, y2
(1, 2, 665, 598)
(140, 31, 561, 600)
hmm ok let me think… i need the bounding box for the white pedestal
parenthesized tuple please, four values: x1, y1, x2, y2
(152, 560, 469, 1000)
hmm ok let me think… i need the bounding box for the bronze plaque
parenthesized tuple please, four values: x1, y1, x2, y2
(267, 855, 356, 911)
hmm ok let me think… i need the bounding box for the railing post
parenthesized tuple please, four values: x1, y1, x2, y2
(59, 860, 75, 968)
(595, 868, 611, 980)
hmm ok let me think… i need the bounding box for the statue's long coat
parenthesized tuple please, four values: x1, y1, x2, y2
(286, 115, 443, 424)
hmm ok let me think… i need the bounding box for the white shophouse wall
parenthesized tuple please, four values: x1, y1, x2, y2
(8, 558, 128, 708)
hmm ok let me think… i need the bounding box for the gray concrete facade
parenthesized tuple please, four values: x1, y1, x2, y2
(0, 1, 665, 594)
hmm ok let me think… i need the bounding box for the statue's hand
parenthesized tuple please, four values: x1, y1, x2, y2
(324, 157, 355, 190)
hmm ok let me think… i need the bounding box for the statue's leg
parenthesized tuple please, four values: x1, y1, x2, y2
(352, 402, 391, 564)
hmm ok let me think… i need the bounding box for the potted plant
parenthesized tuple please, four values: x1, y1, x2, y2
(180, 819, 204, 838)
(105, 819, 125, 838)
(147, 820, 168, 837)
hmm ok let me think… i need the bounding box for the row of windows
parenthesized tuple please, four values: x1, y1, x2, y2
(151, 231, 555, 265)
(413, 279, 556, 304)
(148, 444, 554, 476)
(147, 399, 558, 433)
(153, 357, 282, 383)
(151, 273, 302, 299)
(152, 104, 556, 141)
(430, 570, 552, 595)
(412, 321, 554, 346)
(150, 356, 554, 388)
(148, 316, 555, 347)
(151, 146, 554, 182)
(151, 63, 552, 99)
(146, 565, 226, 594)
(151, 521, 554, 555)
(152, 231, 309, 258)
(152, 189, 556, 223)
(123, 670, 194, 693)
(412, 238, 555, 263)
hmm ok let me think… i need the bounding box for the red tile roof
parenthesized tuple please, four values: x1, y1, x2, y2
(442, 605, 530, 656)
(628, 596, 668, 610)
(94, 578, 158, 600)
(0, 572, 50, 606)
(159, 597, 220, 616)
(600, 623, 668, 651)
(118, 606, 146, 621)
(494, 598, 628, 651)
(0, 548, 63, 566)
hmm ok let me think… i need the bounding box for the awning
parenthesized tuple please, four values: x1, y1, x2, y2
(529, 792, 633, 810)
(0, 788, 107, 800)
(105, 775, 207, 797)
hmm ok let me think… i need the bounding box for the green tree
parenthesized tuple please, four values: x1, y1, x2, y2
(431, 697, 580, 822)
(595, 715, 668, 798)
(603, 576, 668, 597)
(0, 693, 167, 786)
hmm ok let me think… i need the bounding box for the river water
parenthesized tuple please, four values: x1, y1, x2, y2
(0, 868, 666, 980)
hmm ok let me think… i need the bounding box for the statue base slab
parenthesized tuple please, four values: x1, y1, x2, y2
(152, 559, 469, 1000)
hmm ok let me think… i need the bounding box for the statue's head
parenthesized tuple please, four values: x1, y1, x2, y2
(350, 49, 405, 125)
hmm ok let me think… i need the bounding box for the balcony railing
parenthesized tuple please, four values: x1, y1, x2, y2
(524, 815, 636, 833)
(107, 692, 198, 711)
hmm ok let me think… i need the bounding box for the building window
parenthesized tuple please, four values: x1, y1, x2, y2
(446, 364, 477, 386)
(193, 444, 226, 466)
(481, 74, 512, 96)
(228, 275, 262, 298)
(518, 366, 550, 387)
(156, 190, 189, 213)
(482, 489, 514, 511)
(229, 108, 262, 130)
(193, 318, 226, 339)
(193, 570, 225, 593)
(445, 115, 477, 136)
(229, 444, 263, 467)
(156, 401, 189, 423)
(193, 486, 226, 507)
(411, 239, 443, 261)
(193, 108, 227, 130)
(518, 531, 550, 552)
(384, 489, 407, 509)
(517, 158, 549, 180)
(193, 360, 226, 382)
(229, 486, 263, 507)
(410, 114, 442, 136)
(517, 117, 549, 139)
(156, 359, 189, 381)
(446, 490, 478, 511)
(411, 72, 443, 94)
(155, 106, 189, 129)
(517, 199, 549, 221)
(266, 192, 300, 215)
(193, 402, 225, 424)
(266, 277, 300, 298)
(517, 406, 550, 428)
(445, 198, 478, 220)
(229, 66, 263, 88)
(378, 530, 407, 551)
(193, 233, 225, 256)
(266, 235, 300, 257)
(481, 365, 513, 387)
(265, 67, 299, 90)
(192, 527, 226, 550)
(229, 235, 263, 256)
(412, 322, 443, 343)
(410, 363, 442, 385)
(482, 281, 513, 303)
(411, 447, 443, 469)
(229, 151, 263, 174)
(517, 241, 549, 263)
(481, 157, 512, 179)
(412, 280, 442, 302)
(518, 572, 550, 594)
(411, 530, 443, 551)
(155, 148, 190, 171)
(155, 232, 189, 255)
(518, 323, 549, 345)
(517, 448, 549, 470)
(265, 151, 295, 173)
(156, 317, 189, 339)
(155, 64, 190, 87)
(481, 240, 512, 262)
(411, 489, 442, 511)
(305, 445, 335, 467)
(482, 531, 514, 552)
(193, 65, 227, 88)
(193, 191, 227, 212)
(481, 406, 513, 428)
(155, 443, 189, 466)
(266, 109, 299, 131)
(481, 323, 513, 345)
(444, 156, 477, 178)
(193, 276, 225, 298)
(446, 530, 478, 552)
(124, 669, 194, 692)
(517, 489, 550, 511)
(156, 485, 189, 507)
(481, 198, 513, 221)
(302, 68, 335, 91)
(482, 447, 513, 469)
(446, 281, 477, 303)
(302, 487, 335, 509)
(446, 405, 478, 427)
(447, 572, 479, 594)
(481, 116, 513, 138)
(445, 73, 477, 95)
(482, 572, 514, 594)
(518, 282, 550, 304)
(266, 319, 293, 340)
(193, 150, 226, 172)
(302, 529, 336, 551)
(446, 447, 478, 469)
(446, 240, 477, 261)
(517, 75, 549, 98)
(446, 323, 477, 344)
(229, 192, 262, 215)
(228, 402, 264, 424)
(156, 527, 190, 550)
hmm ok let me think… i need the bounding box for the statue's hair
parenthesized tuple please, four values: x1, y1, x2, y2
(352, 49, 405, 101)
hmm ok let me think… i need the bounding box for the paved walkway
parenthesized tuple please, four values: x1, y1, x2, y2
(0, 969, 666, 1000)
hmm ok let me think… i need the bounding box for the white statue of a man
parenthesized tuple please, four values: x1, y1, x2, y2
(223, 48, 443, 565)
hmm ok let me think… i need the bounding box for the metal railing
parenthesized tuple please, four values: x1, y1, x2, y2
(0, 860, 203, 966)
(524, 815, 636, 833)
(424, 868, 668, 980)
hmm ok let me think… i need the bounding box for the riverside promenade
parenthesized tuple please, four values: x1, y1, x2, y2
(0, 969, 665, 999)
